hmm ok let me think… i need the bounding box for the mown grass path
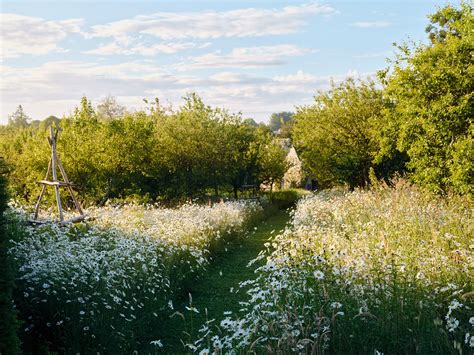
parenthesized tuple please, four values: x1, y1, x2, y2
(159, 209, 291, 353)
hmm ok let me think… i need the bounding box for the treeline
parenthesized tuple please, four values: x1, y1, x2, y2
(0, 94, 287, 206)
(292, 3, 472, 195)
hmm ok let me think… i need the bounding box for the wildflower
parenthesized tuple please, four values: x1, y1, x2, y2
(150, 340, 163, 348)
(185, 306, 200, 313)
(199, 349, 210, 355)
(42, 283, 50, 289)
(447, 318, 460, 332)
(313, 270, 324, 280)
(469, 317, 474, 326)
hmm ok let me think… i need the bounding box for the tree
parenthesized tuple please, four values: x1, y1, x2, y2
(73, 96, 96, 122)
(268, 112, 293, 132)
(8, 105, 30, 128)
(96, 95, 126, 121)
(39, 115, 61, 130)
(243, 118, 258, 127)
(380, 2, 473, 194)
(257, 137, 287, 191)
(293, 79, 394, 188)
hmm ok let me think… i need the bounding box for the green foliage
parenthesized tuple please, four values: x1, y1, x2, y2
(96, 95, 126, 121)
(257, 136, 288, 191)
(0, 94, 287, 205)
(268, 111, 293, 132)
(380, 2, 473, 195)
(293, 79, 403, 189)
(267, 189, 308, 209)
(7, 105, 31, 128)
(0, 159, 21, 354)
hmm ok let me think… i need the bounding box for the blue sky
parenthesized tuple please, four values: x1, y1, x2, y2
(1, 0, 451, 123)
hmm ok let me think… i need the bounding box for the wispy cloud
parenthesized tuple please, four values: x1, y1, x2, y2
(84, 41, 211, 56)
(1, 60, 372, 122)
(0, 14, 83, 59)
(351, 21, 391, 28)
(87, 3, 336, 40)
(178, 45, 314, 70)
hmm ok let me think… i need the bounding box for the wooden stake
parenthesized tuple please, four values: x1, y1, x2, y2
(50, 126, 64, 222)
(34, 157, 52, 219)
(32, 126, 85, 224)
(57, 157, 84, 215)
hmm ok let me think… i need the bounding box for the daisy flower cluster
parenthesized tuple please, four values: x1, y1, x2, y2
(9, 200, 262, 352)
(202, 181, 473, 354)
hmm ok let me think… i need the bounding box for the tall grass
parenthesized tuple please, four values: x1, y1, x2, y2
(202, 180, 473, 354)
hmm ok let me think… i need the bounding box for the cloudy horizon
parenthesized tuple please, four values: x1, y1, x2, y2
(1, 0, 448, 123)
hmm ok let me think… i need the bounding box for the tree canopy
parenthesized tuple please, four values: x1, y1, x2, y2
(380, 2, 473, 194)
(0, 94, 287, 205)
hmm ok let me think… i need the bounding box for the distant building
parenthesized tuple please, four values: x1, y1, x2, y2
(278, 138, 305, 189)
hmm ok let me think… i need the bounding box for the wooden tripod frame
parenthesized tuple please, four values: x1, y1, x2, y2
(33, 126, 85, 224)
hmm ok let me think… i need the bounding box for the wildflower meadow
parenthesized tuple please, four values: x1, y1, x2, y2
(9, 201, 262, 352)
(199, 182, 473, 354)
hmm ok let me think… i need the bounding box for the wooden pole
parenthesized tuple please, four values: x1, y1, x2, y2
(56, 157, 84, 215)
(34, 157, 52, 219)
(50, 126, 64, 222)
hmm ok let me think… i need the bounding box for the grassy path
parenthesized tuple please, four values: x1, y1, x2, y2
(159, 209, 290, 353)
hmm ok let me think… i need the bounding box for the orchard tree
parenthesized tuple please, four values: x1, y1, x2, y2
(96, 95, 126, 121)
(380, 2, 473, 194)
(293, 79, 394, 188)
(8, 105, 30, 128)
(73, 96, 96, 122)
(257, 140, 287, 191)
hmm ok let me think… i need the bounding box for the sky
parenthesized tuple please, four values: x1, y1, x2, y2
(0, 0, 451, 124)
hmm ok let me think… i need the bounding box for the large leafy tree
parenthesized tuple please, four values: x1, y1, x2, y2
(293, 79, 394, 188)
(380, 2, 473, 194)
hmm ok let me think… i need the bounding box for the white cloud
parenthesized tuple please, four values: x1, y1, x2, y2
(273, 70, 322, 84)
(351, 21, 391, 28)
(85, 41, 211, 56)
(88, 3, 336, 40)
(0, 14, 82, 59)
(179, 45, 313, 69)
(0, 61, 367, 124)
